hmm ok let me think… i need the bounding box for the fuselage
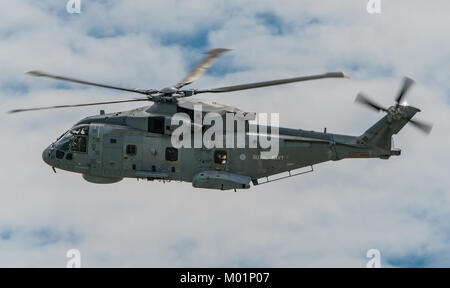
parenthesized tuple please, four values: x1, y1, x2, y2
(42, 102, 410, 190)
(43, 122, 339, 181)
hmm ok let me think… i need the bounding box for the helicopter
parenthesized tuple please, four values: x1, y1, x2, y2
(9, 49, 432, 190)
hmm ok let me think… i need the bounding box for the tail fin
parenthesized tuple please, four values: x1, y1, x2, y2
(358, 106, 420, 150)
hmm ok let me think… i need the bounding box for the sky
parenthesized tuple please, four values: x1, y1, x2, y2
(0, 0, 449, 267)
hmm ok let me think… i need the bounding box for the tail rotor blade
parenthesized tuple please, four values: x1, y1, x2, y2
(396, 77, 414, 105)
(408, 118, 433, 134)
(355, 93, 388, 112)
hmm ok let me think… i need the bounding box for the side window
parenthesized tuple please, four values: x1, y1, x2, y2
(126, 144, 137, 155)
(165, 147, 178, 162)
(214, 150, 227, 165)
(72, 136, 87, 152)
(148, 117, 165, 134)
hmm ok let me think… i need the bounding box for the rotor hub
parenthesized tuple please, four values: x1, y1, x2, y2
(160, 86, 178, 95)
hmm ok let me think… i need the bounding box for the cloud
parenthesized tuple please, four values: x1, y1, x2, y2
(0, 0, 449, 267)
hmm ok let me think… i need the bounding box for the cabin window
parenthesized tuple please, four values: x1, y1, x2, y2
(110, 138, 117, 144)
(214, 150, 227, 165)
(126, 144, 137, 155)
(148, 116, 165, 134)
(165, 147, 178, 162)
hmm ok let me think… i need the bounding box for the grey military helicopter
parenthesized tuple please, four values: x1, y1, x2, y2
(10, 49, 432, 190)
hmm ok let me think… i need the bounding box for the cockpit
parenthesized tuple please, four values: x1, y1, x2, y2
(52, 125, 89, 160)
(42, 124, 92, 172)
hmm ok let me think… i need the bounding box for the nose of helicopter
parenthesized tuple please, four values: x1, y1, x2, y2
(42, 146, 51, 166)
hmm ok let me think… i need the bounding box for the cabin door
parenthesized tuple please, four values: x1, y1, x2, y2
(102, 135, 123, 177)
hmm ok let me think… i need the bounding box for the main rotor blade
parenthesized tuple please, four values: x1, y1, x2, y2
(194, 72, 350, 94)
(175, 48, 231, 89)
(408, 118, 433, 134)
(355, 93, 389, 112)
(8, 98, 150, 113)
(27, 71, 156, 95)
(396, 77, 414, 105)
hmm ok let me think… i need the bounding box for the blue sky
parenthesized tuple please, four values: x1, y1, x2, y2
(0, 0, 449, 267)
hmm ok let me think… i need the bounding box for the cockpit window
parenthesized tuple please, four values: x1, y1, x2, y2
(56, 130, 69, 141)
(57, 133, 73, 151)
(72, 136, 87, 152)
(71, 126, 89, 136)
(54, 125, 89, 153)
(56, 150, 65, 159)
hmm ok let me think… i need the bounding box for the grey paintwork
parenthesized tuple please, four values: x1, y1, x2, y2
(41, 99, 419, 190)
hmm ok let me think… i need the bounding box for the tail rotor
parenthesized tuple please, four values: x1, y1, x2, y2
(355, 77, 432, 135)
